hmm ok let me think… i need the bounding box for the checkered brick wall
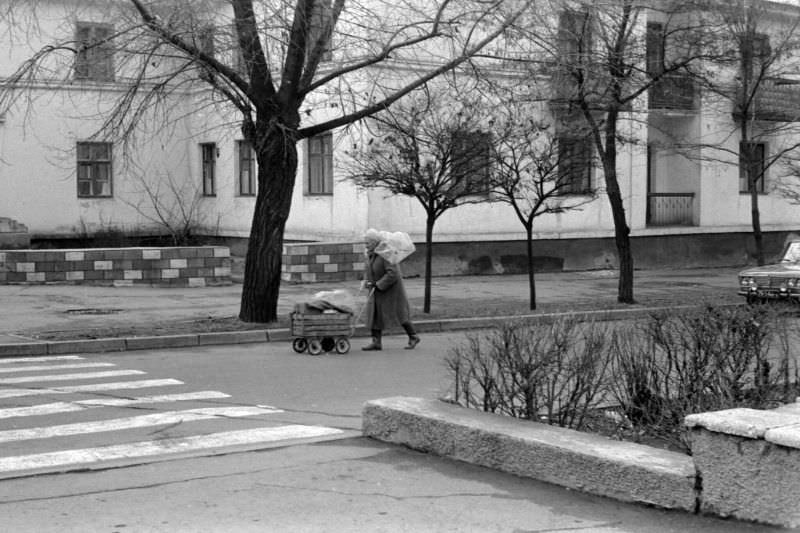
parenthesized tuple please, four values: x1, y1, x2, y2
(0, 247, 232, 287)
(282, 242, 365, 283)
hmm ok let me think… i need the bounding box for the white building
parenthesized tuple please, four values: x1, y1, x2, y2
(1, 0, 799, 275)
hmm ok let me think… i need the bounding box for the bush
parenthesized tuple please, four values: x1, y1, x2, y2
(444, 305, 800, 454)
(444, 315, 611, 430)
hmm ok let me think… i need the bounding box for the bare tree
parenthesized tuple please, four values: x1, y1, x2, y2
(698, 1, 800, 265)
(342, 87, 496, 313)
(504, 0, 717, 304)
(488, 107, 596, 310)
(0, 0, 525, 322)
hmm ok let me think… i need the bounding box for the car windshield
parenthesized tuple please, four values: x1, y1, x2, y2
(782, 242, 800, 263)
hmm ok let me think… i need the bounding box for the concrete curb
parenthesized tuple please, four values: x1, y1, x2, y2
(0, 304, 728, 357)
(362, 396, 698, 512)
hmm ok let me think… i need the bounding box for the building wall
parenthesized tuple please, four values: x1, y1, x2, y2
(0, 0, 798, 259)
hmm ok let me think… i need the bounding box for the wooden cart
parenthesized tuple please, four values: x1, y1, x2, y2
(290, 310, 354, 355)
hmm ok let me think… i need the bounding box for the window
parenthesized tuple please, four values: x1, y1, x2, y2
(77, 142, 112, 197)
(308, 0, 333, 62)
(740, 141, 766, 193)
(557, 137, 593, 194)
(75, 22, 114, 82)
(646, 22, 665, 77)
(201, 143, 216, 196)
(307, 133, 333, 195)
(558, 10, 592, 67)
(451, 130, 493, 195)
(237, 141, 256, 196)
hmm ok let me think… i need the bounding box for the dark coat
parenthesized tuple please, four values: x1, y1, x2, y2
(364, 252, 411, 330)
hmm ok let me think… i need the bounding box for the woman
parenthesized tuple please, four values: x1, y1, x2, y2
(362, 229, 420, 351)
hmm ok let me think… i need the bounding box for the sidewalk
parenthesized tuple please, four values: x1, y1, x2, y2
(0, 267, 742, 355)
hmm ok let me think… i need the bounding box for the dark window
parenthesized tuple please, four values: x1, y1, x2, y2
(237, 140, 256, 196)
(201, 143, 216, 196)
(646, 22, 665, 77)
(451, 130, 493, 195)
(77, 142, 112, 197)
(308, 0, 333, 62)
(740, 141, 766, 193)
(557, 137, 592, 194)
(75, 22, 114, 81)
(307, 133, 333, 195)
(558, 10, 592, 66)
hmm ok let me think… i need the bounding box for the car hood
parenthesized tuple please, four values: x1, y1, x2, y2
(739, 263, 800, 276)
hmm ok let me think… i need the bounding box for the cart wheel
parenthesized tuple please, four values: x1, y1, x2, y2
(321, 337, 336, 353)
(307, 339, 323, 355)
(334, 337, 351, 354)
(292, 338, 308, 353)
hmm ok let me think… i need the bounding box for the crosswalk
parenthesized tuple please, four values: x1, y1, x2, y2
(0, 355, 345, 478)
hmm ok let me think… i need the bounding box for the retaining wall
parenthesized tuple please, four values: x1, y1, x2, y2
(362, 396, 698, 512)
(282, 241, 364, 283)
(0, 246, 231, 287)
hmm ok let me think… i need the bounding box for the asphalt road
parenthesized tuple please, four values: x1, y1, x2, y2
(0, 333, 789, 532)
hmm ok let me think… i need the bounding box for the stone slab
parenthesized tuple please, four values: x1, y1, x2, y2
(125, 335, 199, 351)
(685, 408, 800, 439)
(46, 338, 127, 354)
(197, 330, 268, 345)
(362, 396, 697, 512)
(691, 426, 800, 528)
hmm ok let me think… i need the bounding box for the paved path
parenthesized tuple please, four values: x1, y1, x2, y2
(0, 267, 741, 344)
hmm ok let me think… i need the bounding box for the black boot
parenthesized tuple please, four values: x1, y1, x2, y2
(402, 323, 420, 350)
(362, 330, 382, 351)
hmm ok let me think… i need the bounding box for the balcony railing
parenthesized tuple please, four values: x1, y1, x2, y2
(646, 193, 695, 226)
(649, 73, 695, 111)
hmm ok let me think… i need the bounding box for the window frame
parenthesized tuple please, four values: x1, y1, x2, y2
(306, 133, 334, 196)
(739, 141, 766, 194)
(200, 143, 217, 197)
(557, 136, 593, 195)
(74, 21, 115, 82)
(237, 140, 256, 196)
(76, 141, 113, 198)
(451, 129, 493, 196)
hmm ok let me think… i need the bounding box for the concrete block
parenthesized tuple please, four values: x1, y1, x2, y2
(187, 277, 206, 288)
(47, 338, 126, 354)
(124, 270, 143, 280)
(65, 271, 85, 281)
(142, 249, 161, 260)
(26, 272, 45, 282)
(65, 251, 85, 261)
(363, 397, 697, 512)
(16, 262, 35, 273)
(161, 268, 179, 279)
(691, 426, 800, 527)
(94, 260, 112, 270)
(125, 335, 199, 351)
(213, 247, 230, 258)
(685, 408, 800, 439)
(170, 258, 188, 269)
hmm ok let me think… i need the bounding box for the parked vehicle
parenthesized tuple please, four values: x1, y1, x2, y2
(738, 241, 800, 303)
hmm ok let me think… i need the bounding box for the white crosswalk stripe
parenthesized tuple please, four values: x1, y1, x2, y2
(0, 361, 116, 374)
(0, 426, 344, 474)
(0, 355, 344, 477)
(0, 406, 281, 443)
(0, 378, 185, 399)
(0, 369, 145, 384)
(0, 391, 235, 419)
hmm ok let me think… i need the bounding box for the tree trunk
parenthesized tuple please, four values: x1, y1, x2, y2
(423, 215, 434, 313)
(526, 224, 536, 310)
(239, 122, 299, 323)
(602, 112, 635, 304)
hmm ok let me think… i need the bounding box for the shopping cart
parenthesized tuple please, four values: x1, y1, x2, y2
(290, 309, 355, 355)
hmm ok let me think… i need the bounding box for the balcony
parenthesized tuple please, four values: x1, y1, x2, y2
(646, 193, 694, 226)
(648, 73, 695, 111)
(737, 79, 800, 122)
